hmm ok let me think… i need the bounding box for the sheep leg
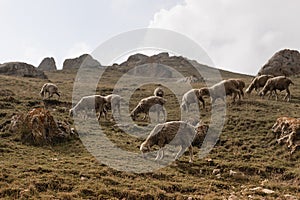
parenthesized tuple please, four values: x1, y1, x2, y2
(198, 96, 205, 109)
(232, 92, 237, 103)
(155, 148, 163, 160)
(55, 92, 60, 100)
(186, 103, 190, 112)
(188, 146, 193, 163)
(48, 92, 53, 99)
(175, 146, 185, 161)
(284, 88, 291, 102)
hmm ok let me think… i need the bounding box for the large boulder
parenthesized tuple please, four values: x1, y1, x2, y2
(258, 49, 300, 76)
(62, 54, 101, 70)
(38, 57, 57, 71)
(0, 62, 47, 79)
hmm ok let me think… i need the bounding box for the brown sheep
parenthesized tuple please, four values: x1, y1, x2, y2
(228, 79, 245, 97)
(199, 79, 241, 103)
(259, 76, 294, 101)
(140, 121, 195, 162)
(131, 96, 166, 122)
(245, 75, 274, 94)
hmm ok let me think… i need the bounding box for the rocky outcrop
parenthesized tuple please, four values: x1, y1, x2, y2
(0, 62, 47, 79)
(258, 49, 300, 76)
(113, 52, 207, 79)
(62, 54, 101, 70)
(38, 57, 57, 71)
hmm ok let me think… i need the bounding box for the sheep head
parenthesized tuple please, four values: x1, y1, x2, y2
(140, 141, 151, 158)
(199, 88, 210, 97)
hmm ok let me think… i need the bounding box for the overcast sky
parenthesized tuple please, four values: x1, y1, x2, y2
(0, 0, 299, 75)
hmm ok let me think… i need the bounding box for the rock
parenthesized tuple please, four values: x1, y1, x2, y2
(284, 194, 298, 200)
(114, 52, 206, 79)
(228, 194, 239, 200)
(0, 62, 47, 79)
(258, 49, 300, 76)
(63, 54, 101, 70)
(212, 169, 221, 175)
(177, 75, 204, 83)
(261, 188, 275, 194)
(38, 57, 57, 71)
(250, 187, 275, 194)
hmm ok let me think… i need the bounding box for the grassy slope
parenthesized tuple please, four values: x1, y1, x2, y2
(0, 69, 299, 199)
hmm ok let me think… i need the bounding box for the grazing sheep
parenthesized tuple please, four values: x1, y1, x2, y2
(69, 95, 107, 119)
(181, 89, 205, 112)
(199, 79, 241, 103)
(228, 79, 246, 97)
(102, 94, 122, 119)
(259, 76, 294, 101)
(131, 96, 166, 122)
(140, 121, 195, 162)
(40, 83, 60, 99)
(245, 75, 274, 94)
(153, 87, 164, 97)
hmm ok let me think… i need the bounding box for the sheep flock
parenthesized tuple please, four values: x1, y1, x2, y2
(40, 73, 298, 162)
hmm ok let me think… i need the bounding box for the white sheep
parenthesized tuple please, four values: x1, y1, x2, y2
(199, 79, 241, 103)
(131, 96, 166, 122)
(259, 76, 294, 101)
(40, 83, 60, 100)
(181, 89, 205, 112)
(69, 95, 107, 119)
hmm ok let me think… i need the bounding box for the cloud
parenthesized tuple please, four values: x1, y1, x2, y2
(149, 0, 300, 75)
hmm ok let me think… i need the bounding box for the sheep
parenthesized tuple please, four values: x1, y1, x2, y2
(245, 75, 274, 94)
(102, 94, 122, 119)
(228, 79, 246, 97)
(181, 89, 205, 112)
(69, 95, 107, 119)
(140, 121, 195, 162)
(259, 76, 294, 102)
(131, 96, 166, 122)
(40, 83, 60, 99)
(153, 87, 164, 97)
(199, 79, 241, 104)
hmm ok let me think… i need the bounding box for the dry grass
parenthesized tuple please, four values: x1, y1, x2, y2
(0, 68, 299, 199)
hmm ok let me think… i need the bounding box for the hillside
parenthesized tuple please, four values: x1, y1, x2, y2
(0, 61, 299, 199)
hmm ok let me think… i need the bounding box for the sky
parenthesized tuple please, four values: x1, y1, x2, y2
(0, 0, 299, 75)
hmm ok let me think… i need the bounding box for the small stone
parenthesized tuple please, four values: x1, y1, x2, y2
(261, 188, 275, 194)
(212, 169, 221, 175)
(284, 194, 298, 200)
